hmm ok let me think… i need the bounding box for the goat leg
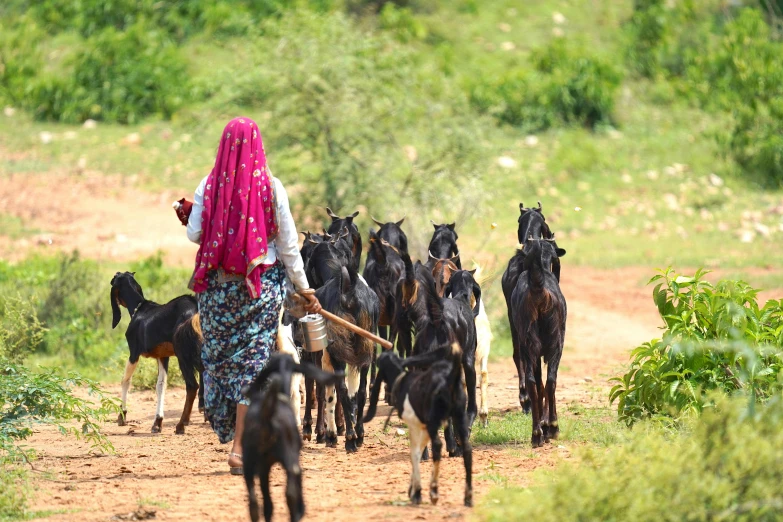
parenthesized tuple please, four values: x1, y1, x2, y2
(453, 407, 473, 507)
(260, 465, 274, 522)
(355, 366, 369, 447)
(302, 373, 314, 441)
(244, 467, 260, 522)
(284, 457, 305, 522)
(336, 398, 345, 437)
(445, 420, 460, 458)
(427, 420, 443, 505)
(546, 353, 562, 441)
(151, 358, 169, 434)
(510, 321, 531, 413)
(176, 386, 198, 435)
(336, 372, 357, 454)
(527, 359, 543, 448)
(118, 360, 137, 426)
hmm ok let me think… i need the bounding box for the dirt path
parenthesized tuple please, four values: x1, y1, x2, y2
(22, 266, 662, 521)
(5, 172, 667, 519)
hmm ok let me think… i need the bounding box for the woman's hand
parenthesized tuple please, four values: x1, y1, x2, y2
(298, 290, 322, 314)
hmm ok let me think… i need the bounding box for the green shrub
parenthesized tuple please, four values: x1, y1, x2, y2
(610, 268, 783, 426)
(26, 22, 189, 123)
(0, 296, 45, 364)
(0, 18, 45, 106)
(478, 396, 783, 522)
(469, 39, 621, 131)
(727, 101, 783, 187)
(0, 468, 28, 520)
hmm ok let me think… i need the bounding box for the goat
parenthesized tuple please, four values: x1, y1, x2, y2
(110, 272, 204, 434)
(277, 311, 302, 427)
(502, 202, 565, 412)
(315, 265, 380, 452)
(397, 253, 479, 430)
(425, 221, 460, 269)
(510, 238, 567, 447)
(364, 347, 473, 507)
(429, 253, 460, 298)
(370, 215, 408, 254)
(304, 228, 351, 288)
(363, 230, 406, 384)
(325, 207, 362, 272)
(241, 353, 343, 522)
(444, 268, 492, 427)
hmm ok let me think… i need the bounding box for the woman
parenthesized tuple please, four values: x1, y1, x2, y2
(185, 117, 320, 474)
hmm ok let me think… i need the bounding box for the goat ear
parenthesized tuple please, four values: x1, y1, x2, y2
(371, 216, 385, 228)
(395, 215, 406, 226)
(431, 220, 438, 229)
(519, 203, 527, 214)
(348, 210, 359, 219)
(556, 247, 567, 257)
(340, 266, 351, 294)
(472, 282, 482, 317)
(325, 207, 339, 220)
(468, 268, 477, 276)
(111, 287, 122, 329)
(446, 223, 456, 231)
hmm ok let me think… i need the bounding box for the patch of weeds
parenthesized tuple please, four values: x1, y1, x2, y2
(138, 497, 170, 509)
(0, 215, 39, 240)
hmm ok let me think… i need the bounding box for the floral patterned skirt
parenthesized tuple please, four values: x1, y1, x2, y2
(197, 263, 284, 443)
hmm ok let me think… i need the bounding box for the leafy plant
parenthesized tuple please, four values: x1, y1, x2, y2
(0, 295, 46, 364)
(610, 268, 783, 425)
(479, 395, 783, 521)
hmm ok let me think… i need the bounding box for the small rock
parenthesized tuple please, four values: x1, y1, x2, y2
(77, 156, 87, 170)
(553, 11, 566, 24)
(739, 230, 755, 243)
(39, 131, 53, 144)
(608, 129, 622, 140)
(396, 428, 406, 436)
(500, 41, 516, 51)
(497, 156, 517, 169)
(717, 222, 730, 232)
(663, 193, 679, 210)
(524, 135, 539, 147)
(583, 377, 593, 383)
(708, 173, 724, 187)
(754, 222, 771, 237)
(498, 23, 511, 32)
(4, 106, 15, 117)
(122, 132, 141, 146)
(621, 173, 632, 184)
(646, 170, 659, 180)
(574, 206, 582, 212)
(64, 131, 77, 140)
(83, 119, 97, 129)
(664, 166, 677, 176)
(181, 133, 192, 143)
(491, 222, 498, 229)
(403, 145, 417, 163)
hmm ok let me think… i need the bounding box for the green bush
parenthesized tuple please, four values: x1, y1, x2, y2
(728, 101, 783, 187)
(26, 22, 189, 123)
(469, 39, 621, 131)
(610, 268, 783, 426)
(479, 396, 783, 522)
(0, 468, 28, 521)
(0, 18, 45, 106)
(0, 296, 45, 364)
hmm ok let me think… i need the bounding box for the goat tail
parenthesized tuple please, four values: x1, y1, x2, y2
(191, 313, 202, 341)
(363, 374, 385, 423)
(261, 375, 282, 416)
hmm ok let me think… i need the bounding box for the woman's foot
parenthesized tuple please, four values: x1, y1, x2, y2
(228, 452, 243, 475)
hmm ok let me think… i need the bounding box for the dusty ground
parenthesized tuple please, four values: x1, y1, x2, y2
(0, 172, 736, 520)
(21, 264, 663, 522)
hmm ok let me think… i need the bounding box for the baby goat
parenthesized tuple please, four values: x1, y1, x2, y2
(242, 354, 343, 522)
(510, 238, 567, 447)
(110, 272, 204, 434)
(364, 347, 473, 507)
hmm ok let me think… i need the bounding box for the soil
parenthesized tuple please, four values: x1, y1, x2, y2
(3, 173, 774, 521)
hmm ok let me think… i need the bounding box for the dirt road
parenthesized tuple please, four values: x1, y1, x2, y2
(4, 172, 669, 520)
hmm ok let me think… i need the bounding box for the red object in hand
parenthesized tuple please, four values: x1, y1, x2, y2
(173, 198, 194, 226)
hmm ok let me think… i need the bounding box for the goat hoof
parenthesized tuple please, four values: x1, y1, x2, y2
(480, 413, 489, 428)
(449, 446, 463, 458)
(345, 439, 357, 453)
(531, 434, 543, 448)
(151, 417, 163, 434)
(410, 489, 422, 505)
(464, 489, 474, 508)
(325, 432, 338, 448)
(430, 487, 439, 505)
(336, 425, 345, 436)
(302, 425, 312, 441)
(316, 432, 326, 444)
(355, 436, 364, 448)
(175, 423, 185, 435)
(117, 411, 128, 426)
(548, 425, 560, 440)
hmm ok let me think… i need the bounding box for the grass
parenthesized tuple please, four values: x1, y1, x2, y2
(473, 403, 625, 447)
(0, 215, 38, 241)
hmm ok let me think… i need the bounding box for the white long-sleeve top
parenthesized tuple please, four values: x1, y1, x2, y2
(187, 174, 310, 292)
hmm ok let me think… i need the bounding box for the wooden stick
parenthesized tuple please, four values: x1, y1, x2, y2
(317, 309, 393, 350)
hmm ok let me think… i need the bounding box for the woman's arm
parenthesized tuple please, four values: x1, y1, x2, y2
(272, 177, 310, 292)
(187, 176, 208, 244)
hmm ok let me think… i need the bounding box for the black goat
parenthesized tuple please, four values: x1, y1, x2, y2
(426, 222, 460, 269)
(397, 253, 478, 430)
(363, 231, 406, 384)
(304, 229, 351, 288)
(502, 202, 565, 412)
(364, 347, 473, 507)
(326, 207, 361, 272)
(370, 216, 408, 254)
(510, 238, 567, 447)
(315, 265, 380, 452)
(110, 272, 204, 434)
(241, 353, 343, 522)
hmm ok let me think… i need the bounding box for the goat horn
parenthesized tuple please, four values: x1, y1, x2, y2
(371, 216, 385, 227)
(325, 207, 339, 219)
(430, 219, 437, 226)
(537, 201, 542, 209)
(450, 252, 460, 261)
(528, 235, 535, 241)
(339, 227, 350, 239)
(428, 250, 438, 260)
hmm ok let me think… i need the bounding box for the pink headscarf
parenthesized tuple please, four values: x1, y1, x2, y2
(191, 117, 278, 299)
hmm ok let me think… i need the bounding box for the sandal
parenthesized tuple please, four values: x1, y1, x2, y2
(229, 452, 243, 475)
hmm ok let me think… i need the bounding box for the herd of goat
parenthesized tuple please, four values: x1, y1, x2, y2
(108, 202, 567, 521)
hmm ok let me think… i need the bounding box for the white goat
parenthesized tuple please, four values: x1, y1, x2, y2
(276, 312, 302, 427)
(472, 264, 493, 427)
